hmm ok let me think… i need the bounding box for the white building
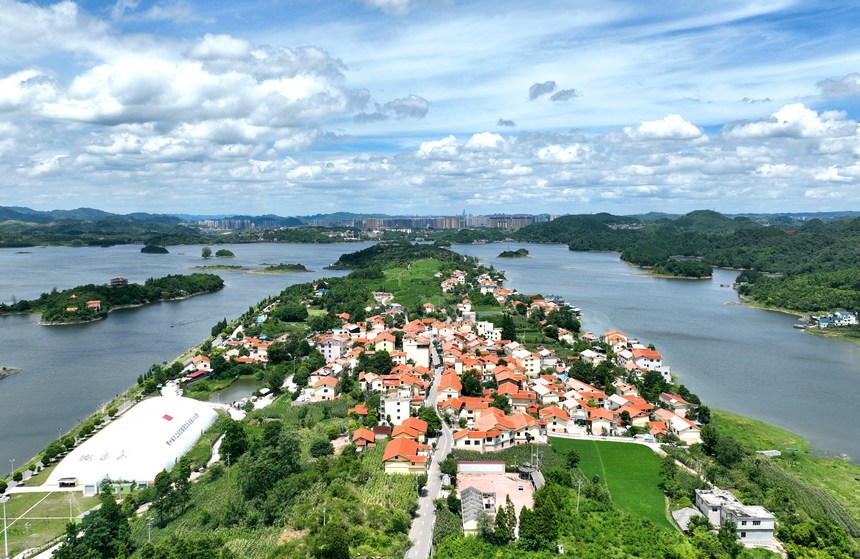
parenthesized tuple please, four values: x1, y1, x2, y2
(46, 397, 217, 495)
(695, 489, 775, 544)
(382, 396, 412, 425)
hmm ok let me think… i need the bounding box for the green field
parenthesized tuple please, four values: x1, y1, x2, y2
(550, 438, 672, 529)
(1, 491, 99, 556)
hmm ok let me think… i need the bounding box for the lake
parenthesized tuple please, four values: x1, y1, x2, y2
(1, 241, 857, 472)
(455, 242, 860, 462)
(0, 242, 371, 471)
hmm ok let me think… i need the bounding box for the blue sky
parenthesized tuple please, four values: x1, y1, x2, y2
(2, 0, 860, 215)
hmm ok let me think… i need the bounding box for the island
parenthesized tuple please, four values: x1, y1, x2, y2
(214, 249, 235, 257)
(497, 248, 530, 258)
(0, 366, 21, 380)
(140, 244, 169, 254)
(254, 262, 311, 273)
(0, 273, 224, 324)
(193, 264, 249, 271)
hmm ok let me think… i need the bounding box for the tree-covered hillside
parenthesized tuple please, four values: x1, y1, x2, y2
(513, 211, 860, 311)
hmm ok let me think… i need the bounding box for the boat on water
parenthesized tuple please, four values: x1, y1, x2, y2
(793, 323, 807, 329)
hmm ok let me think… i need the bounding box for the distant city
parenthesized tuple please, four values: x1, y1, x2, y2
(194, 213, 557, 232)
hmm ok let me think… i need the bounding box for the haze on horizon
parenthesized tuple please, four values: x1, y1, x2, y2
(2, 0, 860, 216)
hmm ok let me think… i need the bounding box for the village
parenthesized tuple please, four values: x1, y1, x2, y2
(172, 262, 777, 551)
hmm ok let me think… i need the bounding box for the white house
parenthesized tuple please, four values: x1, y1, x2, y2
(695, 489, 775, 545)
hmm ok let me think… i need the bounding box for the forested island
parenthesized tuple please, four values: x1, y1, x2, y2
(256, 263, 311, 273)
(140, 245, 169, 254)
(497, 248, 529, 258)
(0, 273, 224, 324)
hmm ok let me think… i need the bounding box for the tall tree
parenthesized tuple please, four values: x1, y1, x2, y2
(501, 313, 516, 341)
(493, 495, 516, 544)
(460, 369, 483, 397)
(220, 420, 249, 461)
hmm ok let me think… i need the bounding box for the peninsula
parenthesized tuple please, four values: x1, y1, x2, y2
(4, 242, 856, 559)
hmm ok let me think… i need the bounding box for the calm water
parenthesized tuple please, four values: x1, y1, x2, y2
(455, 243, 860, 462)
(0, 242, 371, 471)
(2, 241, 858, 471)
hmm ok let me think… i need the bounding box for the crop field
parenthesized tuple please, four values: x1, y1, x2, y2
(550, 438, 671, 529)
(1, 491, 99, 556)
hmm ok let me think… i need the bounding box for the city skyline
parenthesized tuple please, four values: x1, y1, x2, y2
(2, 0, 860, 215)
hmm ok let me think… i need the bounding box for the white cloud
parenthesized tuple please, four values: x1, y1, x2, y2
(417, 135, 458, 158)
(536, 144, 588, 163)
(725, 103, 857, 139)
(188, 34, 253, 60)
(625, 114, 704, 140)
(464, 132, 504, 151)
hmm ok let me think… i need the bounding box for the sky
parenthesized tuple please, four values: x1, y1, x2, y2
(2, 0, 860, 216)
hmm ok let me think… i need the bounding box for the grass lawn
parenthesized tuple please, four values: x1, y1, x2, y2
(382, 258, 449, 310)
(712, 410, 860, 526)
(550, 438, 672, 529)
(2, 491, 99, 556)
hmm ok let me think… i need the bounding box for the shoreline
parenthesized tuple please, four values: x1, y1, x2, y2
(9, 246, 858, 487)
(35, 290, 220, 326)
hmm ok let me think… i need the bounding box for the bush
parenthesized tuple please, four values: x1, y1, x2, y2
(310, 439, 335, 458)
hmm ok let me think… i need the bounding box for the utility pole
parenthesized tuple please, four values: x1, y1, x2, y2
(1, 495, 9, 559)
(69, 493, 73, 521)
(323, 507, 326, 527)
(146, 516, 154, 542)
(24, 522, 31, 558)
(226, 453, 231, 480)
(576, 479, 583, 512)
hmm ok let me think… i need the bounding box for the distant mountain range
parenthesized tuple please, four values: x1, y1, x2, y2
(4, 206, 860, 228)
(0, 206, 183, 225)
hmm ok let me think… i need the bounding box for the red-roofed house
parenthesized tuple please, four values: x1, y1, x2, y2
(438, 373, 462, 401)
(382, 438, 429, 474)
(539, 406, 570, 434)
(659, 393, 692, 418)
(352, 428, 376, 448)
(311, 377, 338, 402)
(632, 348, 664, 371)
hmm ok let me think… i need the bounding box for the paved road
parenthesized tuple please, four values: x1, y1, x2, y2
(405, 345, 452, 559)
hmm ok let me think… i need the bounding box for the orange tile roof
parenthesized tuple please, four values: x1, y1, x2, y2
(382, 437, 421, 462)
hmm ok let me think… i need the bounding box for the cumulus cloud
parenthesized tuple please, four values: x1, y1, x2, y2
(625, 114, 704, 140)
(529, 81, 556, 100)
(497, 118, 515, 127)
(536, 144, 589, 163)
(550, 89, 580, 102)
(817, 73, 860, 98)
(725, 103, 857, 139)
(741, 97, 772, 104)
(354, 94, 429, 123)
(464, 132, 504, 151)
